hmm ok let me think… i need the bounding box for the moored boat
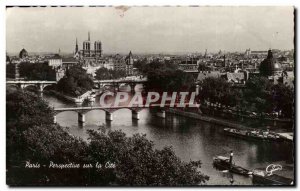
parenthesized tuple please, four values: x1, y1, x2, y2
(224, 128, 283, 142)
(213, 155, 252, 176)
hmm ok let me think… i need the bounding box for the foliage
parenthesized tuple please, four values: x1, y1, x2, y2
(198, 76, 294, 118)
(271, 83, 294, 117)
(18, 62, 56, 80)
(133, 58, 148, 73)
(243, 76, 273, 114)
(6, 63, 16, 79)
(56, 65, 94, 97)
(95, 67, 126, 80)
(144, 61, 194, 92)
(198, 77, 239, 108)
(7, 88, 209, 186)
(87, 130, 209, 185)
(197, 62, 211, 72)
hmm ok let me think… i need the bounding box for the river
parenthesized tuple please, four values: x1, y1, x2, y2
(42, 86, 293, 186)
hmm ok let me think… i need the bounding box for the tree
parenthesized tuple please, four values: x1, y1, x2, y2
(18, 62, 56, 80)
(95, 68, 127, 80)
(144, 61, 193, 92)
(95, 67, 112, 80)
(271, 83, 294, 118)
(87, 130, 209, 185)
(6, 63, 16, 79)
(198, 77, 238, 108)
(244, 76, 273, 115)
(57, 66, 94, 97)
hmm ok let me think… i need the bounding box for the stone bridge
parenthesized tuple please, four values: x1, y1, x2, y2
(6, 80, 57, 92)
(93, 78, 147, 92)
(53, 103, 197, 124)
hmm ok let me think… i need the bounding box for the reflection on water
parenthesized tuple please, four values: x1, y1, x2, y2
(43, 88, 293, 185)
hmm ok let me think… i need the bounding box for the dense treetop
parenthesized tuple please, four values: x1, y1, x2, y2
(56, 66, 94, 97)
(18, 62, 56, 81)
(95, 67, 126, 80)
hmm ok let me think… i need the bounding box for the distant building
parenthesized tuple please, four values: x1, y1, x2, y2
(106, 51, 135, 76)
(222, 72, 246, 84)
(178, 57, 199, 72)
(19, 48, 28, 59)
(125, 51, 134, 75)
(62, 57, 78, 69)
(281, 71, 294, 88)
(48, 54, 62, 68)
(259, 49, 283, 77)
(196, 71, 222, 82)
(74, 32, 104, 67)
(75, 32, 102, 58)
(250, 50, 268, 56)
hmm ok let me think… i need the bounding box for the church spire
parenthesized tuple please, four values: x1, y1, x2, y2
(75, 37, 78, 53)
(88, 31, 90, 41)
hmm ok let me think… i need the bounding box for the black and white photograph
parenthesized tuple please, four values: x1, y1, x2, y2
(5, 5, 295, 187)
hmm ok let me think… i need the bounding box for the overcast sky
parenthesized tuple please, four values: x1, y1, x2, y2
(6, 6, 294, 54)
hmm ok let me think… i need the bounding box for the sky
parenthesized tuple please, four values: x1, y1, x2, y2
(6, 6, 294, 54)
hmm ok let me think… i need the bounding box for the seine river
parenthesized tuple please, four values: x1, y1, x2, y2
(42, 86, 293, 185)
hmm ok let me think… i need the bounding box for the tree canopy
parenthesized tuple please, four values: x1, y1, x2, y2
(6, 63, 16, 79)
(18, 62, 56, 81)
(56, 65, 94, 97)
(95, 67, 126, 80)
(198, 76, 294, 118)
(144, 61, 194, 92)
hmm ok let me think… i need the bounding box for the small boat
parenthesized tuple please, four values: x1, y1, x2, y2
(213, 156, 252, 176)
(223, 128, 283, 142)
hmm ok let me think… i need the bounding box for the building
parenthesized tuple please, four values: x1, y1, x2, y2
(48, 54, 62, 68)
(125, 51, 134, 75)
(105, 51, 135, 76)
(19, 48, 28, 59)
(259, 49, 283, 77)
(74, 32, 104, 67)
(196, 71, 222, 82)
(62, 57, 79, 69)
(75, 32, 102, 58)
(222, 72, 246, 84)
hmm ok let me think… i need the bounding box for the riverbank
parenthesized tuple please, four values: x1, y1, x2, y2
(166, 108, 250, 129)
(166, 108, 294, 143)
(47, 90, 96, 104)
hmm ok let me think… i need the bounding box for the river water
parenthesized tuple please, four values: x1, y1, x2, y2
(42, 86, 293, 186)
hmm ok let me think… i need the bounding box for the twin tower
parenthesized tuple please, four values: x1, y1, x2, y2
(75, 32, 102, 58)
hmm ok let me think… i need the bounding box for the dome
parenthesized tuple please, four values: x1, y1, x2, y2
(259, 50, 282, 76)
(274, 62, 282, 72)
(19, 48, 28, 59)
(274, 62, 282, 70)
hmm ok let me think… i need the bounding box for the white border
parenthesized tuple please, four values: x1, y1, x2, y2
(0, 0, 298, 191)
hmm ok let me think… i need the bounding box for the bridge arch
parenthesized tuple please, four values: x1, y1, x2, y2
(6, 83, 20, 89)
(118, 83, 133, 92)
(23, 84, 39, 91)
(42, 84, 55, 91)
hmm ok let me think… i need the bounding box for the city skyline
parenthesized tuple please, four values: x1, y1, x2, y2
(6, 6, 294, 54)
